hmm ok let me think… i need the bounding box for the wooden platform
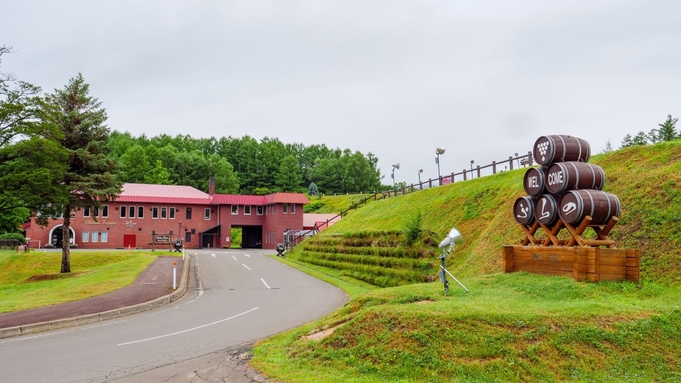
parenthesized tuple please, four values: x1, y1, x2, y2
(502, 246, 640, 282)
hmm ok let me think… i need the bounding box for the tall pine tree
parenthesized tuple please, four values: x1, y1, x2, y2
(43, 74, 121, 273)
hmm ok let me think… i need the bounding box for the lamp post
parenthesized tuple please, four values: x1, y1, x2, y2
(470, 160, 475, 179)
(515, 152, 520, 168)
(435, 147, 445, 184)
(418, 169, 423, 184)
(391, 163, 400, 187)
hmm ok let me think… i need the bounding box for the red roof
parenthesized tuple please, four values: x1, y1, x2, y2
(116, 184, 309, 206)
(116, 184, 211, 204)
(264, 193, 310, 204)
(210, 194, 267, 205)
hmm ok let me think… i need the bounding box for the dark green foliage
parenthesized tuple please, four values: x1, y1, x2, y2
(0, 232, 27, 243)
(0, 46, 68, 232)
(404, 212, 423, 245)
(107, 131, 385, 195)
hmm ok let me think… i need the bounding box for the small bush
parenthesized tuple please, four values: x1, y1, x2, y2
(404, 212, 423, 245)
(0, 232, 27, 244)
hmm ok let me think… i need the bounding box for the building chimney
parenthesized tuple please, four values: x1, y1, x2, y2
(208, 176, 216, 196)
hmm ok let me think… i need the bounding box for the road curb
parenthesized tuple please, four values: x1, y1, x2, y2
(0, 257, 190, 340)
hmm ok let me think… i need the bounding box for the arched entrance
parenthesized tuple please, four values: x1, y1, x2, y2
(48, 225, 76, 248)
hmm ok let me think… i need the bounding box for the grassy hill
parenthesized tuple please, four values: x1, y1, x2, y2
(253, 142, 681, 382)
(298, 142, 681, 285)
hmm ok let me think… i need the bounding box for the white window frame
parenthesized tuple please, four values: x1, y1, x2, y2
(152, 206, 159, 219)
(204, 208, 211, 220)
(244, 205, 251, 215)
(231, 205, 238, 215)
(169, 207, 176, 219)
(83, 207, 91, 218)
(101, 205, 109, 218)
(92, 231, 99, 242)
(290, 204, 295, 214)
(282, 203, 288, 214)
(256, 206, 263, 215)
(120, 206, 127, 219)
(129, 206, 136, 219)
(100, 231, 108, 243)
(138, 206, 144, 219)
(82, 231, 89, 242)
(161, 207, 167, 219)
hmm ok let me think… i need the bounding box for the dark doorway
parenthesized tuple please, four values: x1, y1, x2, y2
(199, 225, 220, 248)
(242, 226, 263, 248)
(50, 225, 74, 248)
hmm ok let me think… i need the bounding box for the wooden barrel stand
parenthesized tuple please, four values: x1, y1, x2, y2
(508, 215, 640, 282)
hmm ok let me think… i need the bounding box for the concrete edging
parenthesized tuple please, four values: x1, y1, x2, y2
(0, 257, 190, 340)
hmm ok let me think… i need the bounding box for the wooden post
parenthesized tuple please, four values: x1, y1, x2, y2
(151, 230, 156, 252)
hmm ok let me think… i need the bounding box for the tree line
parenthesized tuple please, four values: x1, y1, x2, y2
(107, 131, 384, 196)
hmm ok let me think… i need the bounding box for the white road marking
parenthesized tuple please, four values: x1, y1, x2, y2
(244, 253, 251, 257)
(212, 253, 215, 258)
(242, 264, 251, 271)
(117, 307, 259, 346)
(232, 255, 237, 260)
(261, 278, 271, 289)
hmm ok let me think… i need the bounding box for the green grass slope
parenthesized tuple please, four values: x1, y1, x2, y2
(295, 141, 681, 285)
(252, 142, 681, 382)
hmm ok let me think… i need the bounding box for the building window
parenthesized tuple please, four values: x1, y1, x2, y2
(93, 207, 99, 218)
(290, 204, 295, 214)
(120, 206, 127, 218)
(170, 207, 176, 219)
(244, 205, 251, 215)
(185, 232, 192, 243)
(82, 231, 89, 242)
(129, 206, 136, 219)
(256, 206, 263, 215)
(204, 208, 211, 220)
(161, 207, 167, 219)
(152, 207, 159, 219)
(92, 231, 99, 242)
(138, 206, 144, 219)
(231, 205, 238, 215)
(101, 205, 109, 218)
(101, 231, 108, 243)
(83, 207, 90, 218)
(186, 208, 192, 220)
(282, 203, 288, 214)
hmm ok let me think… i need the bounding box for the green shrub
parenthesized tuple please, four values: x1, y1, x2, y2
(404, 212, 423, 245)
(0, 232, 27, 244)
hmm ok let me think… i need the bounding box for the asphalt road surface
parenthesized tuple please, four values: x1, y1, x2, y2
(0, 249, 347, 382)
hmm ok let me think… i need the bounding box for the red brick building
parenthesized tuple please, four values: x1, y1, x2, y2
(24, 182, 309, 250)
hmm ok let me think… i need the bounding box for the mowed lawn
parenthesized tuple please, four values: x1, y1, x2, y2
(0, 250, 169, 313)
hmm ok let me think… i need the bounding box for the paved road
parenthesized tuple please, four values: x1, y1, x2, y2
(0, 249, 347, 382)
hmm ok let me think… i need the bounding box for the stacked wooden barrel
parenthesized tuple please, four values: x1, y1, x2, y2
(514, 135, 621, 238)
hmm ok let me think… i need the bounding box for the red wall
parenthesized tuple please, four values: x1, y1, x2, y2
(25, 202, 304, 250)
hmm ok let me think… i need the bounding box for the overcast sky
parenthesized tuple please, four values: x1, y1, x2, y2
(2, 1, 680, 186)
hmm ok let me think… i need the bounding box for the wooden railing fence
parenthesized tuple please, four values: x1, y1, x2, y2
(286, 151, 534, 249)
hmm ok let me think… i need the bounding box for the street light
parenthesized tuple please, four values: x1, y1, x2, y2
(515, 152, 520, 168)
(470, 159, 475, 178)
(418, 169, 423, 184)
(435, 147, 445, 182)
(391, 163, 400, 187)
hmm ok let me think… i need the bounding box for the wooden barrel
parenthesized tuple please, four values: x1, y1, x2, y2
(513, 196, 536, 225)
(534, 194, 560, 226)
(545, 162, 606, 195)
(533, 135, 591, 165)
(523, 167, 549, 196)
(559, 190, 620, 225)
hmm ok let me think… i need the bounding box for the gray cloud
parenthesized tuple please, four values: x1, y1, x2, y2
(2, 0, 680, 186)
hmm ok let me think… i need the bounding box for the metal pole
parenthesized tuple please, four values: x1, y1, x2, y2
(440, 265, 469, 292)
